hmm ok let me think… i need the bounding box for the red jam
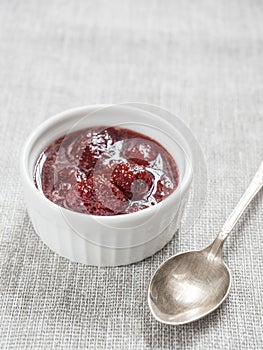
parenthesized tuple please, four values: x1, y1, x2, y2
(34, 126, 179, 216)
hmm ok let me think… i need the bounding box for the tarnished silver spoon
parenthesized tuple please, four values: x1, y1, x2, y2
(148, 162, 263, 325)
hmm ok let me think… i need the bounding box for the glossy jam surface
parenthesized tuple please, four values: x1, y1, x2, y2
(34, 126, 179, 216)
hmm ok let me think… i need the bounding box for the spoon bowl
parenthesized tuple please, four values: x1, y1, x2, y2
(148, 247, 231, 325)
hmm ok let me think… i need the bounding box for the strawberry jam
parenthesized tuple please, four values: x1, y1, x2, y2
(34, 126, 179, 216)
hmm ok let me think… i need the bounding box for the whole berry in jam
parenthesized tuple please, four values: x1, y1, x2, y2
(122, 139, 159, 166)
(111, 161, 154, 200)
(76, 175, 128, 215)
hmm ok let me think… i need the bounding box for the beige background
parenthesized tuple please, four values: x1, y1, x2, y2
(0, 1, 262, 349)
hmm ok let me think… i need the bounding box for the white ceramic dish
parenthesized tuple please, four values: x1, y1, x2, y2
(20, 104, 193, 266)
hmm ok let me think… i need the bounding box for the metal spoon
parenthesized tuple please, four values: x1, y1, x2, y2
(148, 162, 263, 325)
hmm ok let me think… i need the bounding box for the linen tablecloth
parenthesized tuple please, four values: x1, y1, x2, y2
(0, 1, 262, 349)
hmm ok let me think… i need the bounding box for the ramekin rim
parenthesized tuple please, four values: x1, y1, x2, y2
(20, 104, 193, 222)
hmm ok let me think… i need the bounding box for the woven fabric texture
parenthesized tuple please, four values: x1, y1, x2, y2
(0, 0, 262, 349)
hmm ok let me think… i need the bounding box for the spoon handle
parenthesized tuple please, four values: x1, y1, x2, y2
(220, 161, 263, 240)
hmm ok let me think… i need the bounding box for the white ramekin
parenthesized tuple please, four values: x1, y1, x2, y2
(20, 104, 193, 266)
